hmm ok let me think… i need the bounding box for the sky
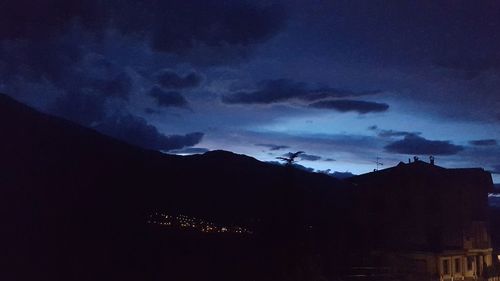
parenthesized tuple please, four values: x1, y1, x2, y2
(1, 0, 500, 182)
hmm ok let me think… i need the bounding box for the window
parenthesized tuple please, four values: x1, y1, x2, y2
(442, 259, 450, 275)
(454, 258, 461, 274)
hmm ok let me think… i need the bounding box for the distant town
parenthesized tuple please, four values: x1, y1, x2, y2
(147, 212, 253, 235)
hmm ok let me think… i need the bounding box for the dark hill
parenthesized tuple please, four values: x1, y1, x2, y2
(0, 93, 351, 280)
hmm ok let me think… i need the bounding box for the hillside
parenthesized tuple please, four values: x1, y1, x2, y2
(0, 93, 350, 280)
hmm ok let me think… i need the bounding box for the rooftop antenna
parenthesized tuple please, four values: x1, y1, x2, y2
(375, 157, 383, 171)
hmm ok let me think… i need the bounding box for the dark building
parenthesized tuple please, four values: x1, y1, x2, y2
(348, 159, 494, 280)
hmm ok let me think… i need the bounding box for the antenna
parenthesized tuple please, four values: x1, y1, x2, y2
(375, 157, 383, 171)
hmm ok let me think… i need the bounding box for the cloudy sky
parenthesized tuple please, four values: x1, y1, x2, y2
(1, 0, 500, 182)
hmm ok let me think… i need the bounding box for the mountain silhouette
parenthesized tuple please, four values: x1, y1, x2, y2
(0, 93, 351, 280)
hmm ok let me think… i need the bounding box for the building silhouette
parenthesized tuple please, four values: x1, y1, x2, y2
(347, 159, 494, 280)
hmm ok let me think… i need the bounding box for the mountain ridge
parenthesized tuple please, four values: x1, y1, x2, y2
(0, 92, 351, 280)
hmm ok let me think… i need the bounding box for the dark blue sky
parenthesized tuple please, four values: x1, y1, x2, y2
(1, 0, 500, 182)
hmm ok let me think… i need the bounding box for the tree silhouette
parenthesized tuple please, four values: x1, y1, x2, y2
(277, 151, 304, 166)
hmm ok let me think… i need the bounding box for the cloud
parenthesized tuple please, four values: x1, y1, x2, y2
(53, 89, 200, 151)
(222, 79, 307, 104)
(0, 0, 285, 95)
(491, 165, 500, 175)
(368, 126, 421, 138)
(222, 79, 381, 105)
(51, 68, 132, 119)
(52, 91, 106, 126)
(301, 88, 382, 101)
(95, 114, 204, 151)
(384, 135, 464, 155)
(309, 100, 389, 114)
(168, 147, 210, 154)
(256, 143, 290, 151)
(156, 70, 202, 90)
(267, 160, 315, 172)
(149, 87, 189, 108)
(434, 56, 500, 79)
(469, 139, 498, 146)
(0, 1, 289, 153)
(282, 152, 322, 161)
(331, 171, 355, 179)
(0, 31, 83, 84)
(94, 72, 133, 100)
(146, 1, 287, 55)
(298, 153, 322, 161)
(0, 0, 287, 122)
(377, 130, 420, 138)
(0, 0, 287, 97)
(0, 1, 286, 56)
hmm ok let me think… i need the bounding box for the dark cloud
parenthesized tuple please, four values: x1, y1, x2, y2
(94, 72, 133, 100)
(144, 108, 159, 115)
(256, 143, 290, 151)
(49, 69, 133, 126)
(0, 0, 287, 122)
(223, 79, 307, 104)
(299, 153, 322, 161)
(95, 114, 204, 151)
(309, 100, 389, 114)
(222, 79, 381, 105)
(168, 147, 210, 154)
(149, 87, 189, 108)
(299, 1, 500, 75)
(0, 1, 101, 40)
(0, 0, 287, 72)
(157, 70, 202, 90)
(489, 165, 500, 175)
(283, 152, 322, 161)
(434, 56, 500, 79)
(267, 160, 314, 172)
(301, 88, 381, 102)
(368, 125, 421, 138)
(469, 139, 498, 146)
(0, 32, 82, 84)
(146, 1, 286, 55)
(0, 0, 287, 100)
(384, 135, 464, 155)
(0, 1, 288, 156)
(53, 89, 199, 151)
(378, 130, 420, 138)
(0, 1, 286, 56)
(52, 91, 106, 126)
(326, 171, 355, 179)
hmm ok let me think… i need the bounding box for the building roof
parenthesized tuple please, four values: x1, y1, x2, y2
(349, 159, 492, 191)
